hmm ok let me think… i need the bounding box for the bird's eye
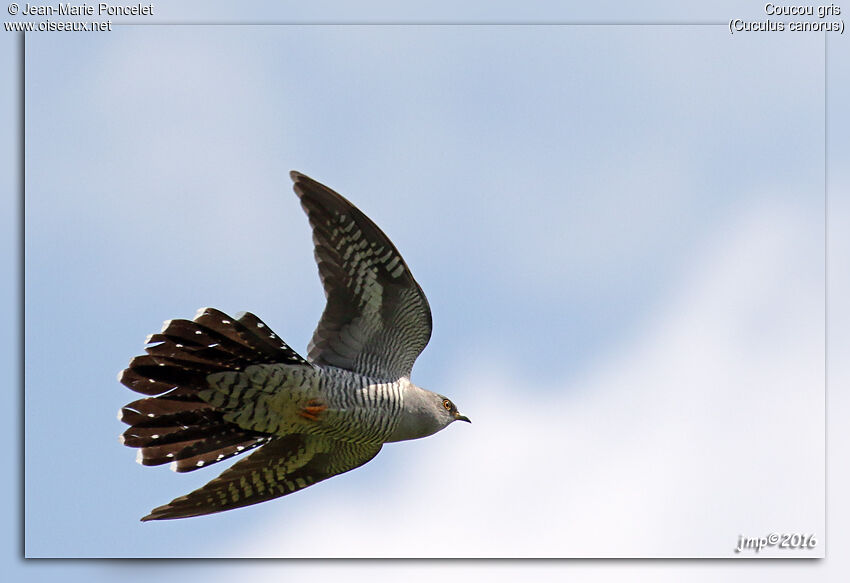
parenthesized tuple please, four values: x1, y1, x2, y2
(442, 399, 452, 411)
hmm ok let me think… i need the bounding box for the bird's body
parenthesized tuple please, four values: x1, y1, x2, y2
(203, 363, 423, 444)
(118, 172, 468, 520)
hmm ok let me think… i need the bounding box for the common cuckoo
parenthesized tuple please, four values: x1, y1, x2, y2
(118, 171, 469, 521)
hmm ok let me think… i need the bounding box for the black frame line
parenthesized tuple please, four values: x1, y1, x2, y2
(15, 21, 831, 560)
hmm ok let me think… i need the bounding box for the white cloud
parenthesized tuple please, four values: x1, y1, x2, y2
(211, 196, 823, 561)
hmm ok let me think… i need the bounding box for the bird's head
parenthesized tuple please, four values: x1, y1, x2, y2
(435, 394, 471, 425)
(387, 383, 470, 442)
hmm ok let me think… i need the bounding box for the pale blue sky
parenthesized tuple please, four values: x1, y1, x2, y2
(4, 1, 849, 581)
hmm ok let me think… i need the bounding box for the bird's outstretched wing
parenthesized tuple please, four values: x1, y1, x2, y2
(142, 434, 381, 521)
(291, 171, 432, 380)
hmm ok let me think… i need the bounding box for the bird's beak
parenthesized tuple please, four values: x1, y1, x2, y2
(454, 412, 471, 423)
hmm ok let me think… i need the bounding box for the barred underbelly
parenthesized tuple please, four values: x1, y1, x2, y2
(201, 364, 403, 444)
(202, 364, 319, 435)
(315, 370, 404, 444)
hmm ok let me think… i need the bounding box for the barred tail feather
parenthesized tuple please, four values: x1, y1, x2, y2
(118, 308, 307, 473)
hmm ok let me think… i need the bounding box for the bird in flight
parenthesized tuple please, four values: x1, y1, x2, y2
(118, 171, 469, 521)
